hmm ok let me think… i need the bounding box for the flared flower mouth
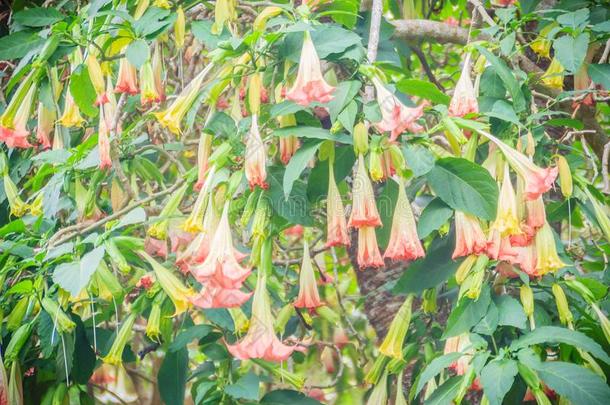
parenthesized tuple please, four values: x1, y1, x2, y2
(245, 114, 268, 189)
(449, 53, 478, 117)
(453, 211, 487, 259)
(348, 154, 382, 228)
(356, 226, 384, 269)
(294, 241, 323, 309)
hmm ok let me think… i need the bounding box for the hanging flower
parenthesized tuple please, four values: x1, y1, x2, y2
(512, 244, 538, 276)
(357, 226, 384, 269)
(444, 334, 475, 376)
(36, 102, 55, 149)
(227, 271, 299, 362)
(294, 241, 323, 309)
(285, 31, 335, 106)
(93, 365, 139, 404)
(154, 64, 213, 135)
(59, 92, 86, 128)
(244, 114, 268, 189)
(326, 165, 350, 247)
(152, 42, 166, 102)
(481, 131, 557, 201)
(115, 57, 138, 95)
(530, 24, 553, 59)
(384, 178, 424, 261)
(139, 61, 161, 105)
(86, 53, 109, 105)
(279, 135, 299, 165)
(449, 53, 478, 117)
(190, 201, 251, 289)
(371, 76, 426, 141)
(534, 222, 565, 275)
(191, 278, 253, 309)
(98, 105, 112, 170)
(486, 229, 519, 263)
(492, 164, 522, 237)
(378, 295, 413, 358)
(348, 154, 382, 228)
(195, 133, 213, 191)
(0, 81, 36, 148)
(102, 314, 137, 364)
(452, 211, 487, 259)
(3, 172, 28, 217)
(541, 58, 564, 90)
(183, 166, 215, 233)
(139, 251, 195, 315)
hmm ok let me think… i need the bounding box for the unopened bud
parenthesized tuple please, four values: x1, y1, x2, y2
(520, 284, 534, 317)
(248, 72, 262, 115)
(146, 303, 162, 342)
(275, 303, 295, 333)
(552, 283, 573, 327)
(253, 6, 283, 31)
(422, 288, 437, 314)
(556, 155, 572, 198)
(174, 7, 185, 50)
(353, 122, 369, 155)
(455, 254, 477, 284)
(368, 148, 384, 182)
(41, 297, 76, 334)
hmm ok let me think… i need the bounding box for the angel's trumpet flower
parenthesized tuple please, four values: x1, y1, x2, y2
(530, 24, 553, 58)
(326, 164, 350, 247)
(86, 53, 108, 105)
(378, 295, 413, 359)
(452, 211, 487, 259)
(279, 134, 299, 165)
(154, 64, 213, 135)
(59, 92, 86, 128)
(174, 6, 185, 50)
(212, 0, 237, 34)
(535, 222, 565, 275)
(245, 114, 268, 189)
(93, 364, 139, 404)
(102, 314, 137, 364)
(3, 172, 28, 217)
(357, 226, 384, 269)
(98, 105, 112, 170)
(285, 31, 335, 106)
(139, 61, 161, 105)
(372, 76, 425, 141)
(541, 58, 564, 90)
(36, 102, 55, 149)
(114, 57, 138, 95)
(191, 278, 252, 309)
(0, 81, 36, 148)
(294, 241, 323, 309)
(195, 133, 213, 191)
(449, 53, 478, 117)
(384, 179, 425, 261)
(348, 154, 381, 228)
(492, 164, 521, 237)
(152, 42, 165, 102)
(183, 166, 215, 233)
(486, 228, 518, 263)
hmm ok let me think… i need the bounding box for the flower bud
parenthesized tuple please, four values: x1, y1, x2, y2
(253, 6, 283, 31)
(552, 283, 573, 327)
(41, 297, 76, 334)
(525, 131, 536, 158)
(174, 6, 185, 50)
(379, 295, 413, 359)
(591, 303, 610, 345)
(556, 155, 572, 198)
(422, 288, 437, 314)
(103, 314, 137, 365)
(368, 148, 384, 182)
(248, 72, 263, 115)
(455, 254, 477, 284)
(5, 323, 33, 362)
(520, 284, 534, 317)
(213, 0, 237, 34)
(8, 361, 23, 405)
(564, 279, 595, 304)
(134, 0, 150, 19)
(146, 303, 162, 342)
(7, 297, 29, 332)
(3, 173, 28, 217)
(251, 359, 305, 389)
(364, 355, 389, 385)
(353, 122, 369, 155)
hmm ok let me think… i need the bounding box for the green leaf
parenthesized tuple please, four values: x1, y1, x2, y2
(556, 8, 590, 30)
(510, 326, 610, 364)
(71, 318, 96, 385)
(403, 144, 435, 177)
(553, 33, 589, 74)
(417, 198, 453, 238)
(224, 372, 260, 401)
(393, 231, 460, 294)
(158, 347, 189, 405)
(474, 301, 499, 335)
(426, 157, 498, 220)
(261, 390, 322, 405)
(414, 352, 463, 396)
(69, 64, 98, 117)
(545, 118, 584, 130)
(0, 31, 45, 60)
(307, 146, 355, 202)
(13, 7, 63, 27)
(396, 79, 450, 105)
(536, 362, 610, 405)
(588, 64, 610, 89)
(270, 101, 305, 118)
(328, 80, 362, 122)
(475, 46, 526, 112)
(283, 140, 322, 199)
(443, 285, 491, 338)
(134, 7, 173, 37)
(168, 325, 213, 352)
(192, 20, 231, 50)
(274, 126, 352, 144)
(495, 296, 527, 329)
(125, 39, 149, 68)
(52, 247, 105, 297)
(424, 375, 462, 405)
(480, 359, 519, 405)
(337, 100, 358, 132)
(268, 166, 313, 226)
(325, 0, 359, 28)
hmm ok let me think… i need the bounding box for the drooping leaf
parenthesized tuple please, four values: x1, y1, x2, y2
(70, 64, 98, 117)
(403, 144, 435, 177)
(536, 362, 610, 405)
(443, 285, 492, 338)
(52, 247, 106, 297)
(424, 375, 463, 405)
(125, 39, 150, 68)
(0, 31, 45, 60)
(414, 352, 463, 396)
(168, 325, 213, 352)
(274, 126, 352, 144)
(158, 347, 189, 405)
(13, 7, 63, 27)
(495, 296, 527, 329)
(283, 140, 322, 198)
(480, 359, 519, 405)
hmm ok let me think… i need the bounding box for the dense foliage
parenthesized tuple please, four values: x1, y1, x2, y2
(0, 0, 609, 404)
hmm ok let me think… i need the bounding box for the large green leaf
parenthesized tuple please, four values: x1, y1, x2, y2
(393, 231, 460, 294)
(588, 64, 610, 89)
(52, 247, 105, 296)
(417, 198, 453, 238)
(426, 157, 498, 220)
(306, 146, 356, 202)
(274, 126, 352, 144)
(396, 79, 450, 105)
(495, 296, 527, 329)
(414, 352, 463, 396)
(168, 325, 213, 352)
(13, 7, 63, 27)
(328, 80, 362, 122)
(510, 326, 610, 364)
(69, 64, 98, 117)
(475, 46, 526, 112)
(403, 144, 435, 177)
(480, 359, 518, 405)
(125, 39, 149, 68)
(158, 347, 189, 405)
(424, 376, 462, 405)
(261, 389, 322, 405)
(268, 166, 313, 225)
(553, 33, 589, 74)
(283, 140, 322, 198)
(224, 372, 261, 401)
(536, 362, 610, 405)
(0, 31, 45, 60)
(443, 285, 492, 338)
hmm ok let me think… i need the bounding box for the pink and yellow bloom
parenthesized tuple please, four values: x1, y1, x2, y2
(195, 133, 213, 191)
(449, 53, 478, 117)
(98, 105, 112, 170)
(115, 57, 138, 95)
(86, 53, 109, 105)
(285, 32, 335, 106)
(384, 179, 424, 261)
(326, 165, 350, 247)
(139, 61, 161, 105)
(348, 154, 382, 228)
(245, 114, 268, 189)
(0, 81, 36, 149)
(492, 164, 522, 237)
(453, 211, 487, 259)
(294, 241, 323, 309)
(59, 92, 86, 128)
(36, 102, 55, 149)
(357, 226, 384, 269)
(534, 221, 565, 275)
(372, 77, 426, 141)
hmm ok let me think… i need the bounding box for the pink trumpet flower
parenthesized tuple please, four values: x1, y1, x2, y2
(486, 229, 519, 263)
(195, 133, 213, 191)
(98, 105, 112, 170)
(190, 201, 251, 289)
(326, 165, 350, 247)
(384, 179, 425, 261)
(191, 279, 252, 309)
(227, 272, 299, 362)
(115, 57, 139, 95)
(348, 154, 382, 228)
(285, 31, 335, 106)
(371, 77, 426, 141)
(449, 53, 478, 117)
(357, 226, 384, 269)
(452, 211, 487, 259)
(294, 241, 323, 309)
(245, 114, 268, 189)
(0, 80, 36, 149)
(480, 131, 558, 201)
(36, 102, 55, 149)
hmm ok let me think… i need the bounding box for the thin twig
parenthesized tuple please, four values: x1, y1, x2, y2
(411, 46, 445, 91)
(602, 142, 610, 194)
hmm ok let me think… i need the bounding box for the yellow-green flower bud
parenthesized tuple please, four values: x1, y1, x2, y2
(366, 370, 388, 405)
(7, 297, 29, 332)
(379, 295, 414, 359)
(274, 303, 295, 333)
(174, 6, 185, 50)
(103, 314, 137, 365)
(368, 148, 384, 182)
(556, 155, 572, 198)
(552, 283, 573, 327)
(353, 122, 369, 155)
(41, 297, 76, 334)
(591, 303, 610, 345)
(520, 284, 534, 317)
(422, 288, 437, 314)
(8, 361, 23, 405)
(3, 174, 28, 217)
(248, 72, 262, 115)
(456, 255, 477, 284)
(146, 303, 162, 342)
(365, 355, 389, 385)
